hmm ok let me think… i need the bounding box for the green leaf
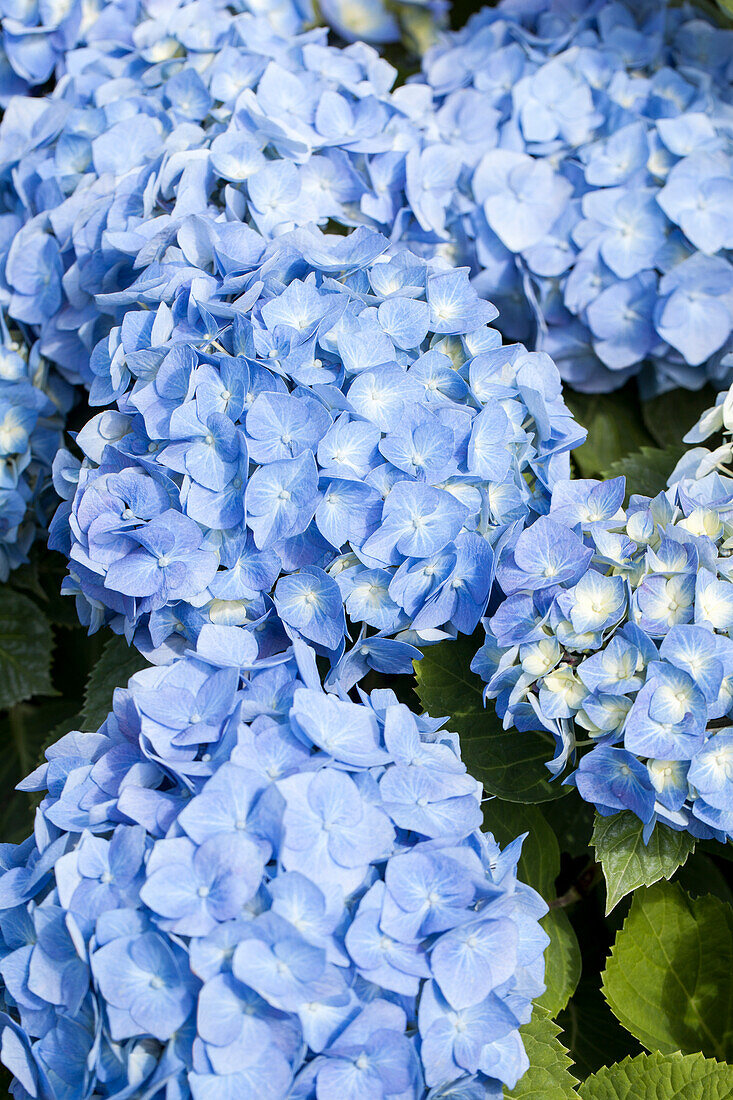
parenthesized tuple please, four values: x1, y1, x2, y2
(641, 387, 716, 450)
(505, 1006, 579, 1099)
(539, 908, 582, 1018)
(602, 444, 686, 500)
(559, 977, 643, 1079)
(577, 1051, 733, 1100)
(414, 637, 565, 802)
(10, 561, 46, 602)
(12, 550, 82, 628)
(0, 589, 54, 709)
(395, 2, 439, 53)
(82, 634, 147, 731)
(543, 797, 596, 858)
(592, 811, 695, 914)
(565, 390, 652, 480)
(601, 882, 733, 1060)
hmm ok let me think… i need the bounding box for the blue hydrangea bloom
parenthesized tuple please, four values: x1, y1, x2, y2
(49, 228, 583, 674)
(472, 472, 733, 842)
(3, 0, 733, 401)
(0, 316, 69, 579)
(0, 0, 435, 390)
(0, 629, 548, 1098)
(0, 0, 438, 110)
(412, 0, 733, 395)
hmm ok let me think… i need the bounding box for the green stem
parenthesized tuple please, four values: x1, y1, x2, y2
(8, 703, 29, 776)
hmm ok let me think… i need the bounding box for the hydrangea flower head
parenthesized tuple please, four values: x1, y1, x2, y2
(50, 227, 583, 677)
(0, 1, 376, 387)
(0, 0, 433, 389)
(412, 0, 733, 395)
(473, 471, 733, 841)
(0, 630, 548, 1098)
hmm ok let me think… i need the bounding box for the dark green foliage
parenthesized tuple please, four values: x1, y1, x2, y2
(566, 388, 653, 480)
(602, 444, 687, 500)
(81, 634, 148, 732)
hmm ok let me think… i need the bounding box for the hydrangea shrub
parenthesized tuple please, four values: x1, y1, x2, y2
(0, 630, 548, 1099)
(0, 0, 733, 1096)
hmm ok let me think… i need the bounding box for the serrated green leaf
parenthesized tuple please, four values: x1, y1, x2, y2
(592, 811, 695, 914)
(577, 1051, 733, 1100)
(82, 634, 147, 731)
(565, 390, 652, 480)
(0, 590, 54, 709)
(602, 444, 686, 501)
(539, 908, 582, 1018)
(641, 387, 716, 450)
(415, 637, 565, 802)
(601, 881, 733, 1060)
(505, 1006, 579, 1099)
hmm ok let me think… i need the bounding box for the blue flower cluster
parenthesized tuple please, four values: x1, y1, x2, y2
(0, 0, 94, 104)
(0, 629, 548, 1099)
(472, 474, 733, 841)
(2, 0, 733, 420)
(49, 227, 582, 674)
(0, 0, 470, 394)
(414, 0, 733, 394)
(0, 0, 297, 106)
(0, 317, 69, 579)
(0, 0, 461, 572)
(0, 0, 444, 110)
(0, 1, 397, 386)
